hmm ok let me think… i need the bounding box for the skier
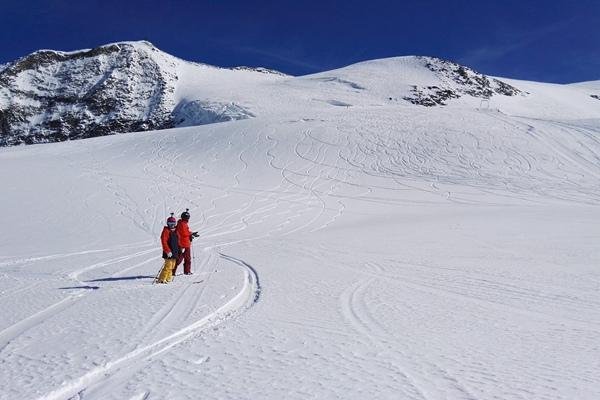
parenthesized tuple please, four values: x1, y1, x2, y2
(174, 208, 198, 275)
(156, 214, 180, 284)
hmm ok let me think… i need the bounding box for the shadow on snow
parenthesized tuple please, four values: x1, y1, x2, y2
(85, 275, 155, 282)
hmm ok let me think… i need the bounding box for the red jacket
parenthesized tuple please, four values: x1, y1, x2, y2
(161, 226, 180, 258)
(176, 219, 193, 248)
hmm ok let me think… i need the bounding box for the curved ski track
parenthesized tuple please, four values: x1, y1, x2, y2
(339, 276, 478, 400)
(36, 251, 260, 400)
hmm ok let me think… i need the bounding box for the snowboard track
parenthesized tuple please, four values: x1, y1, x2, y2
(35, 251, 260, 400)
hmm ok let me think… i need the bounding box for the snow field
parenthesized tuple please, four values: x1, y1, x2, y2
(0, 56, 599, 399)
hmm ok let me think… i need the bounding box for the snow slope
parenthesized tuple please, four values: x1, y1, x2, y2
(570, 80, 600, 90)
(0, 55, 599, 400)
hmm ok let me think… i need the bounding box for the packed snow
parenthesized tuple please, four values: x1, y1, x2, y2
(0, 53, 599, 400)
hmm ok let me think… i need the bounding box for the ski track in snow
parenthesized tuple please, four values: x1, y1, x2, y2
(35, 251, 260, 400)
(329, 243, 600, 399)
(0, 294, 84, 353)
(339, 277, 476, 400)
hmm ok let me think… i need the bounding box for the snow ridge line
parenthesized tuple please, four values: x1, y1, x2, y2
(36, 252, 260, 400)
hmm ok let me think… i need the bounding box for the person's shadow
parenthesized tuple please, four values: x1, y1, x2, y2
(58, 275, 155, 290)
(86, 275, 155, 282)
(58, 285, 100, 290)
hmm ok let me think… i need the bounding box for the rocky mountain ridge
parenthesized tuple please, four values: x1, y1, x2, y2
(0, 41, 269, 146)
(402, 56, 524, 106)
(0, 42, 179, 145)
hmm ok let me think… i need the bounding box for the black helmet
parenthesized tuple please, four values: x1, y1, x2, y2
(181, 208, 190, 221)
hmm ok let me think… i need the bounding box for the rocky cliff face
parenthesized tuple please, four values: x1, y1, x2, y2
(402, 57, 524, 106)
(0, 41, 183, 146)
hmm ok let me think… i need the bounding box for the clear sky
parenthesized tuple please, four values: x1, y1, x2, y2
(1, 0, 599, 83)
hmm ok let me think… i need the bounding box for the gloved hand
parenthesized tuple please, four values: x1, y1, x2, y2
(181, 248, 186, 254)
(192, 231, 199, 238)
(167, 252, 173, 258)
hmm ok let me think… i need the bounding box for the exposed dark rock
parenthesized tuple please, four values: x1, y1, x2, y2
(402, 57, 523, 107)
(0, 41, 178, 146)
(232, 66, 289, 77)
(403, 85, 460, 106)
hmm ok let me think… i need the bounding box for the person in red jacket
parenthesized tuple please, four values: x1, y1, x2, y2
(174, 209, 198, 275)
(156, 214, 180, 283)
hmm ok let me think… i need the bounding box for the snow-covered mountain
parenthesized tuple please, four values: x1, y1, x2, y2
(0, 41, 283, 146)
(2, 41, 597, 147)
(0, 42, 599, 400)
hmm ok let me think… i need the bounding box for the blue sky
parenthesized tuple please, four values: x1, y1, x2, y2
(1, 0, 598, 83)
